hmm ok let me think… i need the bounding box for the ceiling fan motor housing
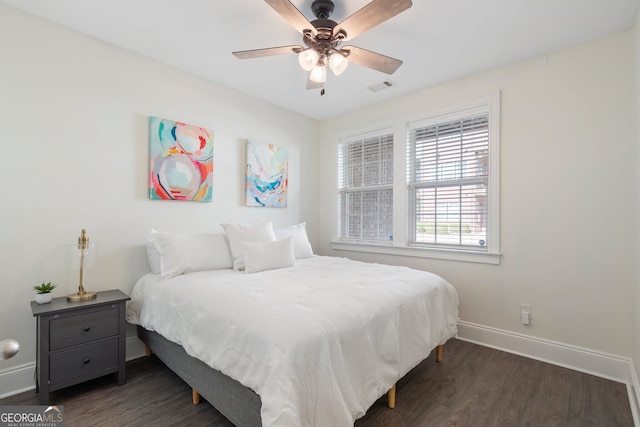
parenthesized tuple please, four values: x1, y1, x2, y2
(311, 0, 335, 19)
(304, 0, 347, 58)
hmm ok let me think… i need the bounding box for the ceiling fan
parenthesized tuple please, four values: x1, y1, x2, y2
(232, 0, 413, 91)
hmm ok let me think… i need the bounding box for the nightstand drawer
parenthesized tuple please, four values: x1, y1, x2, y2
(50, 337, 119, 384)
(50, 307, 118, 350)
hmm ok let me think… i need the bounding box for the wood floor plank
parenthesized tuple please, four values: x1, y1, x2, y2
(356, 339, 633, 427)
(0, 339, 633, 426)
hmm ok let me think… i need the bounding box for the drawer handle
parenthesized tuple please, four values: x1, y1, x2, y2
(83, 326, 91, 332)
(83, 358, 91, 364)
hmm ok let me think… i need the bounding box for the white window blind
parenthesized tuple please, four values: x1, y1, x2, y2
(407, 114, 489, 249)
(338, 132, 393, 242)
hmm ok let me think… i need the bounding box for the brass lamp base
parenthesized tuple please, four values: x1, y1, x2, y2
(67, 291, 97, 302)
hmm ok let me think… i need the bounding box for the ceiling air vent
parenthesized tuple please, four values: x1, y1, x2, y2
(368, 79, 397, 92)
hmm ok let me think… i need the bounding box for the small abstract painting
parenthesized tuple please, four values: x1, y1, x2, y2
(149, 116, 213, 202)
(246, 140, 288, 208)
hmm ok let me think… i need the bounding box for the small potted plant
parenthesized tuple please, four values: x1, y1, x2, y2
(33, 282, 56, 304)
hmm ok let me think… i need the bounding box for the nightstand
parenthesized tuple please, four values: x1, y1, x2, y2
(30, 289, 130, 404)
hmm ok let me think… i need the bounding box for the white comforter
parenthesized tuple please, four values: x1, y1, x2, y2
(127, 256, 458, 427)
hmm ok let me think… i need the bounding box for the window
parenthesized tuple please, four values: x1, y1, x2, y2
(337, 131, 394, 242)
(334, 93, 500, 264)
(407, 114, 489, 249)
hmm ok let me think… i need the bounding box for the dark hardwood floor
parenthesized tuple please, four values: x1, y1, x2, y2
(1, 339, 633, 426)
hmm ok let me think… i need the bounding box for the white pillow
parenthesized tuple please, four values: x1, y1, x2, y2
(242, 237, 295, 273)
(221, 222, 277, 270)
(145, 241, 161, 274)
(150, 229, 233, 277)
(274, 223, 314, 259)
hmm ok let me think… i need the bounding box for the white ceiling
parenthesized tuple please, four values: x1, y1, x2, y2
(2, 0, 638, 120)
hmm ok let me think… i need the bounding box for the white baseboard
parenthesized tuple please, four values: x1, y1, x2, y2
(0, 362, 36, 400)
(457, 321, 632, 383)
(629, 361, 640, 427)
(0, 336, 148, 400)
(126, 335, 148, 361)
(458, 320, 639, 426)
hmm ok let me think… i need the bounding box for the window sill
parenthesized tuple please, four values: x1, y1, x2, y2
(330, 241, 501, 265)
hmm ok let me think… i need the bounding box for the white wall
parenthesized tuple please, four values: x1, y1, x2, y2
(0, 4, 318, 374)
(317, 31, 635, 358)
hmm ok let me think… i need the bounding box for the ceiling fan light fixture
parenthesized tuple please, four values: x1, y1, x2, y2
(232, 0, 413, 90)
(298, 49, 319, 71)
(329, 52, 348, 75)
(309, 64, 327, 83)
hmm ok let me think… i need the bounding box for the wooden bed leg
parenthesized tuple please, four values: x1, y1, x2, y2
(436, 344, 443, 362)
(192, 389, 201, 405)
(145, 345, 152, 357)
(387, 384, 396, 409)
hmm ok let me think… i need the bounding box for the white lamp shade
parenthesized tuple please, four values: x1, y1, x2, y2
(329, 53, 349, 75)
(298, 49, 319, 71)
(309, 65, 326, 83)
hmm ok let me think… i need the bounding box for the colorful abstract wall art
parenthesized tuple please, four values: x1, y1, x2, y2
(149, 116, 213, 202)
(246, 141, 288, 208)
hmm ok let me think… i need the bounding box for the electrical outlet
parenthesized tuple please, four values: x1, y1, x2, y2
(520, 304, 532, 325)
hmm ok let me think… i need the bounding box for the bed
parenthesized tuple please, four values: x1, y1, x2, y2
(126, 223, 459, 427)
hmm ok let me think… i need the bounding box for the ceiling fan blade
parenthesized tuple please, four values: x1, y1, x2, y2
(233, 45, 303, 59)
(264, 0, 317, 35)
(306, 75, 323, 90)
(343, 46, 403, 74)
(335, 0, 412, 41)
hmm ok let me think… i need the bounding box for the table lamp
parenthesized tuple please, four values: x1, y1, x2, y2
(67, 229, 97, 301)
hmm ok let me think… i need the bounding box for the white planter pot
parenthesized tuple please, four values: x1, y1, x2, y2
(35, 293, 52, 304)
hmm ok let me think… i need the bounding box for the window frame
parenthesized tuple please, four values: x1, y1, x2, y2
(406, 112, 490, 251)
(337, 128, 395, 244)
(332, 92, 501, 264)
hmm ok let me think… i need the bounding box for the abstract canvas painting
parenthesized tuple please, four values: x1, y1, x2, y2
(246, 140, 288, 207)
(149, 116, 213, 202)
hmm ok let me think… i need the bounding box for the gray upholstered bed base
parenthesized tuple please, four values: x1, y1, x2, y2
(138, 326, 444, 426)
(137, 326, 262, 427)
